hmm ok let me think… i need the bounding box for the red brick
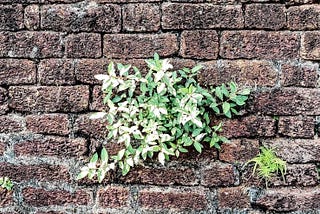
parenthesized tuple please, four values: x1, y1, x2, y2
(0, 142, 5, 155)
(0, 4, 23, 30)
(252, 88, 320, 115)
(201, 162, 237, 187)
(91, 86, 104, 111)
(0, 31, 64, 58)
(180, 30, 218, 59)
(264, 139, 320, 163)
(0, 115, 24, 133)
(218, 187, 250, 209)
(278, 116, 315, 138)
(123, 3, 160, 32)
(26, 114, 70, 136)
(0, 59, 36, 85)
(38, 59, 75, 85)
(24, 5, 39, 30)
(285, 0, 315, 4)
(245, 4, 285, 30)
(23, 187, 91, 207)
(98, 186, 130, 208)
(301, 31, 320, 60)
(74, 114, 107, 138)
(40, 2, 121, 32)
(65, 33, 101, 58)
(14, 136, 87, 158)
(139, 187, 208, 211)
(96, 0, 159, 2)
(287, 5, 320, 30)
(219, 115, 276, 138)
(220, 31, 300, 59)
(253, 188, 320, 211)
(162, 3, 243, 29)
(104, 33, 178, 58)
(0, 163, 70, 182)
(0, 189, 13, 207)
(199, 60, 278, 87)
(0, 87, 8, 115)
(9, 86, 89, 113)
(220, 139, 260, 163)
(280, 61, 319, 87)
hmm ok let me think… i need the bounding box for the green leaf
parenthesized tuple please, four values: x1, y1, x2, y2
(222, 102, 230, 115)
(178, 147, 188, 153)
(76, 169, 89, 180)
(101, 147, 108, 162)
(158, 152, 165, 165)
(240, 88, 250, 95)
(90, 153, 98, 163)
(193, 141, 203, 153)
(215, 87, 223, 101)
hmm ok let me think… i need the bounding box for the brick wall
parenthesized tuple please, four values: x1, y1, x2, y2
(0, 0, 319, 213)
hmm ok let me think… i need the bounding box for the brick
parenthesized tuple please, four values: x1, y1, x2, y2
(0, 142, 5, 155)
(14, 136, 87, 158)
(0, 87, 8, 115)
(38, 59, 75, 85)
(201, 162, 237, 187)
(301, 32, 320, 60)
(0, 4, 23, 30)
(199, 60, 278, 87)
(9, 86, 89, 113)
(245, 4, 285, 30)
(219, 115, 276, 138)
(0, 31, 64, 58)
(98, 186, 130, 208)
(26, 114, 70, 136)
(180, 30, 218, 59)
(0, 163, 70, 182)
(252, 188, 320, 211)
(23, 187, 91, 207)
(0, 189, 13, 207)
(91, 86, 104, 111)
(252, 88, 320, 115)
(74, 114, 107, 138)
(0, 115, 24, 133)
(287, 5, 320, 30)
(220, 139, 260, 163)
(24, 5, 39, 30)
(65, 33, 101, 58)
(96, 0, 160, 2)
(278, 116, 315, 138)
(139, 187, 208, 211)
(285, 0, 315, 4)
(218, 187, 250, 209)
(41, 2, 121, 32)
(123, 3, 160, 32)
(264, 139, 320, 163)
(0, 59, 36, 85)
(162, 3, 243, 29)
(280, 61, 319, 87)
(103, 34, 178, 58)
(220, 31, 300, 59)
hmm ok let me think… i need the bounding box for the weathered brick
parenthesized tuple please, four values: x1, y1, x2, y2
(218, 187, 250, 209)
(301, 31, 320, 60)
(14, 136, 87, 158)
(287, 5, 320, 30)
(103, 34, 178, 58)
(98, 186, 130, 208)
(199, 60, 278, 87)
(65, 33, 101, 58)
(285, 0, 315, 4)
(162, 3, 243, 29)
(0, 31, 64, 58)
(264, 139, 320, 163)
(91, 86, 104, 111)
(74, 114, 107, 138)
(24, 5, 39, 30)
(280, 61, 319, 87)
(0, 189, 13, 207)
(23, 187, 91, 207)
(0, 163, 70, 182)
(0, 115, 24, 133)
(96, 0, 160, 2)
(38, 59, 75, 85)
(219, 115, 276, 138)
(201, 162, 237, 187)
(9, 86, 89, 113)
(26, 114, 70, 136)
(0, 87, 8, 115)
(252, 88, 320, 115)
(0, 4, 23, 30)
(220, 31, 300, 59)
(180, 30, 218, 59)
(0, 142, 5, 155)
(123, 3, 160, 32)
(245, 4, 286, 30)
(0, 59, 36, 85)
(41, 2, 121, 32)
(252, 188, 320, 211)
(278, 116, 314, 138)
(139, 187, 208, 211)
(220, 139, 260, 163)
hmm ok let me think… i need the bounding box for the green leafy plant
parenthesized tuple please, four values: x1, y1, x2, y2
(0, 177, 13, 191)
(77, 53, 250, 182)
(246, 146, 286, 187)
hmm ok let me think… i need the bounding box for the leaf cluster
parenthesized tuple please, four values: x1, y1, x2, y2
(0, 177, 13, 191)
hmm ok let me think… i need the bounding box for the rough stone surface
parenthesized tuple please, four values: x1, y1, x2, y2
(287, 5, 320, 30)
(65, 33, 101, 58)
(0, 4, 24, 30)
(98, 186, 130, 208)
(301, 32, 320, 60)
(218, 187, 250, 209)
(24, 5, 40, 30)
(201, 162, 238, 187)
(0, 115, 24, 133)
(0, 59, 36, 85)
(278, 116, 314, 138)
